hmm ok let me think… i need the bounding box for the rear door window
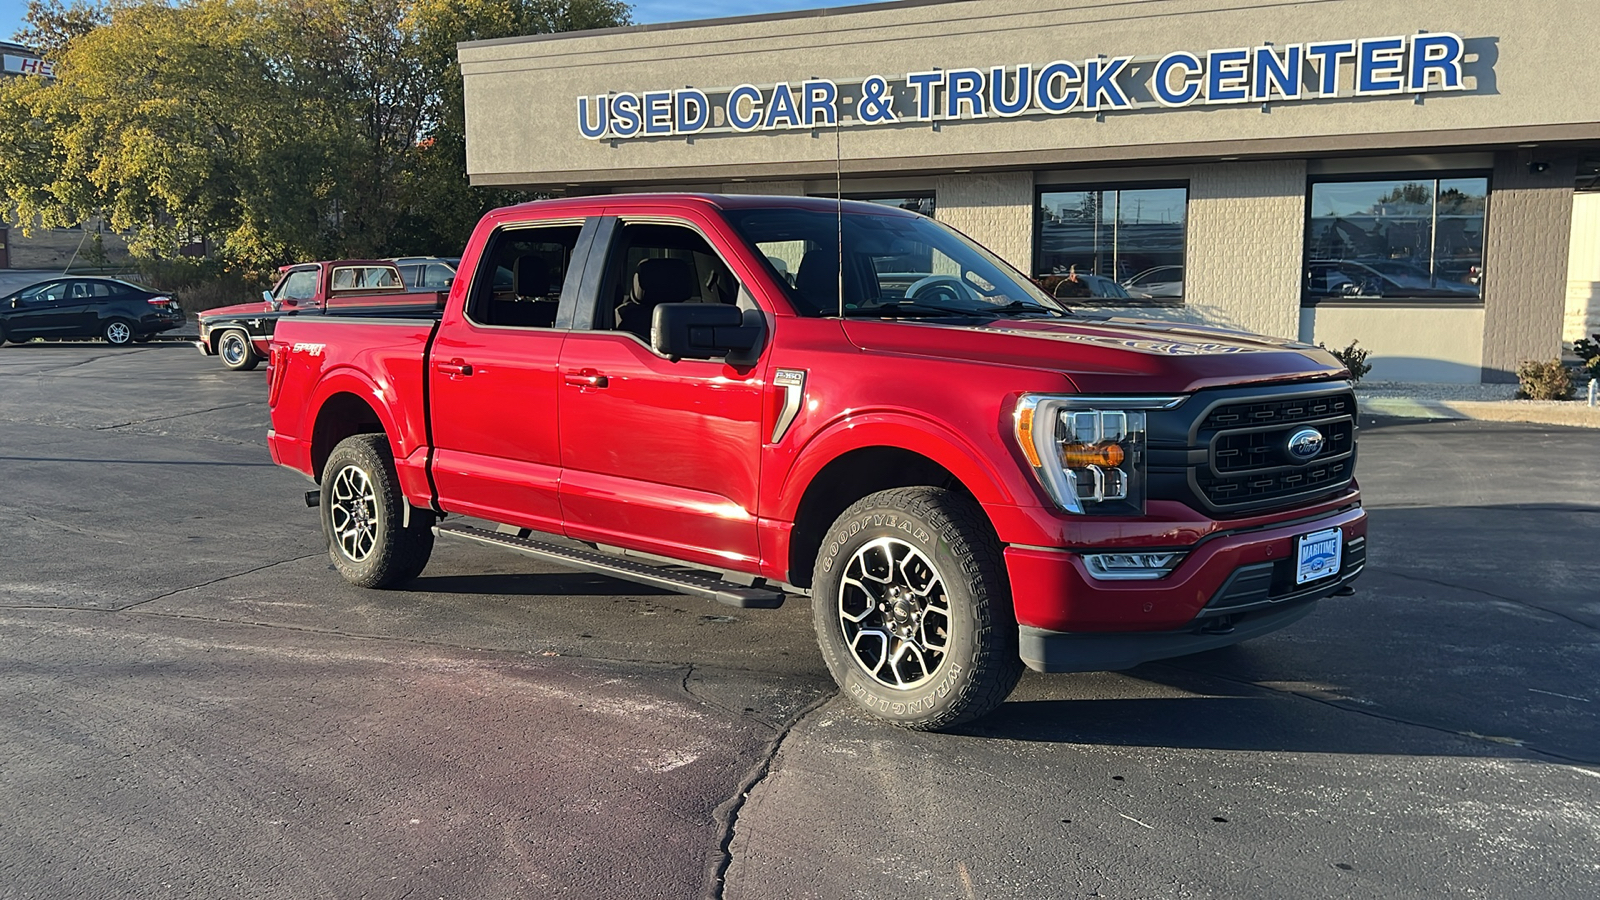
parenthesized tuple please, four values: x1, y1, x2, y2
(466, 223, 585, 329)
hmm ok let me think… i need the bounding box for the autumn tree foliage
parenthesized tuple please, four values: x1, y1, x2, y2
(0, 0, 629, 265)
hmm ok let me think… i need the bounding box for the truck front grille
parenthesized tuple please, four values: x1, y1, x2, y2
(1147, 382, 1359, 517)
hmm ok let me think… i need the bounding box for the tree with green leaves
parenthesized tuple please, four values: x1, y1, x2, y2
(0, 0, 630, 267)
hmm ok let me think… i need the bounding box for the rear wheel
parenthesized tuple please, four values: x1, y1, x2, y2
(218, 329, 259, 371)
(811, 487, 1023, 731)
(320, 434, 435, 588)
(102, 319, 134, 346)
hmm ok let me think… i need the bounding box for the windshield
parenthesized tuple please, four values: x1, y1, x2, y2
(725, 206, 1063, 318)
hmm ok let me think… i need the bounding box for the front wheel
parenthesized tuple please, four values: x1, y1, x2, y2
(320, 434, 435, 588)
(218, 329, 259, 371)
(811, 487, 1023, 730)
(102, 319, 135, 346)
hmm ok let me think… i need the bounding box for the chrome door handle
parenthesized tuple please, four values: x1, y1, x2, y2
(564, 369, 608, 388)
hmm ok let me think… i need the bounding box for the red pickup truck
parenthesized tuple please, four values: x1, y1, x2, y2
(197, 260, 438, 371)
(266, 194, 1366, 730)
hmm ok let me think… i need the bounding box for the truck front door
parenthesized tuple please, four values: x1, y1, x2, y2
(427, 219, 595, 533)
(555, 216, 768, 572)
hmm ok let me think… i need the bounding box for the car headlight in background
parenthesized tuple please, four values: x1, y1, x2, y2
(1014, 394, 1185, 515)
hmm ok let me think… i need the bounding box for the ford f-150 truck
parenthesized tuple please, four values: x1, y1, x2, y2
(197, 259, 439, 371)
(266, 194, 1366, 730)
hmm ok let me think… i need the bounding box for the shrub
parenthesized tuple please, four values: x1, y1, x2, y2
(1574, 333, 1600, 381)
(1319, 340, 1373, 383)
(133, 258, 273, 315)
(1515, 359, 1574, 400)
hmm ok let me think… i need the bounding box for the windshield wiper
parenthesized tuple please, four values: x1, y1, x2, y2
(837, 300, 1065, 319)
(838, 302, 977, 318)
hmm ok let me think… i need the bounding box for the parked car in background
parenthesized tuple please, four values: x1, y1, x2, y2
(1305, 260, 1481, 300)
(1122, 265, 1184, 300)
(196, 260, 437, 371)
(0, 277, 184, 346)
(393, 257, 460, 292)
(1036, 272, 1132, 302)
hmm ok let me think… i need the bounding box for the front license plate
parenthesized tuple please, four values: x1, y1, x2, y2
(1296, 527, 1342, 585)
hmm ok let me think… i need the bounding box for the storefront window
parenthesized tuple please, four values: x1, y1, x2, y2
(1035, 186, 1187, 304)
(1304, 175, 1487, 303)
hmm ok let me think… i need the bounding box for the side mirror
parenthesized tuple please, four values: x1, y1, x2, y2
(651, 303, 761, 362)
(262, 290, 274, 303)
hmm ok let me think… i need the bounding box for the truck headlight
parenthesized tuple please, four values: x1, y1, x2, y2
(1014, 395, 1185, 515)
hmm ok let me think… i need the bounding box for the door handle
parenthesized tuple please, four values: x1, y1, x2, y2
(564, 369, 608, 389)
(435, 358, 473, 377)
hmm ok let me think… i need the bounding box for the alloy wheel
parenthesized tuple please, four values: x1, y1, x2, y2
(837, 537, 952, 689)
(328, 464, 379, 562)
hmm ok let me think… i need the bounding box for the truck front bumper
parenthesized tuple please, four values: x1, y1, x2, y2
(1004, 505, 1366, 673)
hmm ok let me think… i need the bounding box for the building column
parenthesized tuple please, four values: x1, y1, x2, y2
(1185, 161, 1307, 341)
(1481, 150, 1577, 382)
(934, 173, 1034, 273)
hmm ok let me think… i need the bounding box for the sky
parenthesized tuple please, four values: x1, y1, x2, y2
(1, 0, 829, 46)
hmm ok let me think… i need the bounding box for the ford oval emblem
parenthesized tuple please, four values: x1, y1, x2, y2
(1287, 427, 1325, 461)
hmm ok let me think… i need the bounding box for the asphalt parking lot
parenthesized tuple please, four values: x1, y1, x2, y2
(1, 342, 1597, 900)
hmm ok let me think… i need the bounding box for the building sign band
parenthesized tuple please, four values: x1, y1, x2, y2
(577, 32, 1468, 140)
(1, 54, 54, 78)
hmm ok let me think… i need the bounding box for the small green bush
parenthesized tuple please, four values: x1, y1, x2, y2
(1515, 359, 1574, 400)
(1319, 340, 1373, 383)
(1573, 333, 1600, 381)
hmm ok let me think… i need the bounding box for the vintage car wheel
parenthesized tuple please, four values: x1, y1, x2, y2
(218, 329, 259, 372)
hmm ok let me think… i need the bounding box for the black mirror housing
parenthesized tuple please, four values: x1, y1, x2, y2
(651, 303, 760, 360)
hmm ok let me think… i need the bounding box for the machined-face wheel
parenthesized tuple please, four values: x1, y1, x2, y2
(328, 463, 379, 563)
(103, 320, 133, 345)
(811, 487, 1023, 731)
(839, 537, 952, 689)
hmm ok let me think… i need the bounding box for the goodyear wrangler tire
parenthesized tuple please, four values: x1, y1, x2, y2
(811, 487, 1023, 730)
(321, 434, 435, 588)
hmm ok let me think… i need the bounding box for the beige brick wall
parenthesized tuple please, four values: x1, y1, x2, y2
(1183, 161, 1306, 341)
(933, 173, 1034, 273)
(1482, 150, 1577, 381)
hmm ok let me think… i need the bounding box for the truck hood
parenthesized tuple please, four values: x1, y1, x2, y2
(841, 314, 1346, 394)
(199, 300, 281, 321)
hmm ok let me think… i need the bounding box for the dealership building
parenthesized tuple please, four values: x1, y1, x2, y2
(458, 0, 1600, 383)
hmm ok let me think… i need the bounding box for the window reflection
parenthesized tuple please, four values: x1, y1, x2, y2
(1304, 176, 1487, 302)
(1036, 186, 1187, 304)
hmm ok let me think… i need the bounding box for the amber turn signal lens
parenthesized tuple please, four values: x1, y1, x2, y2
(1061, 441, 1125, 468)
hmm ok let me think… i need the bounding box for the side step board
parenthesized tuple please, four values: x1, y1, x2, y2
(433, 522, 787, 609)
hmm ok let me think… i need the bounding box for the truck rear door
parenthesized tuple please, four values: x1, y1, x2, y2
(554, 212, 770, 572)
(427, 217, 598, 533)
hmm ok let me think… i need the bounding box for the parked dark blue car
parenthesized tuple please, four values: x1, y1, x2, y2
(0, 277, 185, 346)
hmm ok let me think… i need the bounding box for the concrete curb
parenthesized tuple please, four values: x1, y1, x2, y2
(1360, 395, 1600, 429)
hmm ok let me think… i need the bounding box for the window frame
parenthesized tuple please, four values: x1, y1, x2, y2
(462, 218, 593, 331)
(1300, 169, 1492, 308)
(1033, 181, 1190, 308)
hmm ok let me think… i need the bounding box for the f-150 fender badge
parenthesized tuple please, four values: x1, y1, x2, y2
(291, 342, 326, 357)
(771, 368, 807, 443)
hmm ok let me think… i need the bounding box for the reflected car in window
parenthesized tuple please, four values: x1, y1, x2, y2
(1306, 260, 1480, 300)
(1122, 265, 1184, 300)
(0, 277, 184, 346)
(393, 257, 460, 292)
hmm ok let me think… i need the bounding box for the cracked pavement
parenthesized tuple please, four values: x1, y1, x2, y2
(2, 344, 1598, 899)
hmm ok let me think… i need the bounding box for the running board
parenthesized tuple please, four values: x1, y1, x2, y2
(433, 522, 786, 609)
